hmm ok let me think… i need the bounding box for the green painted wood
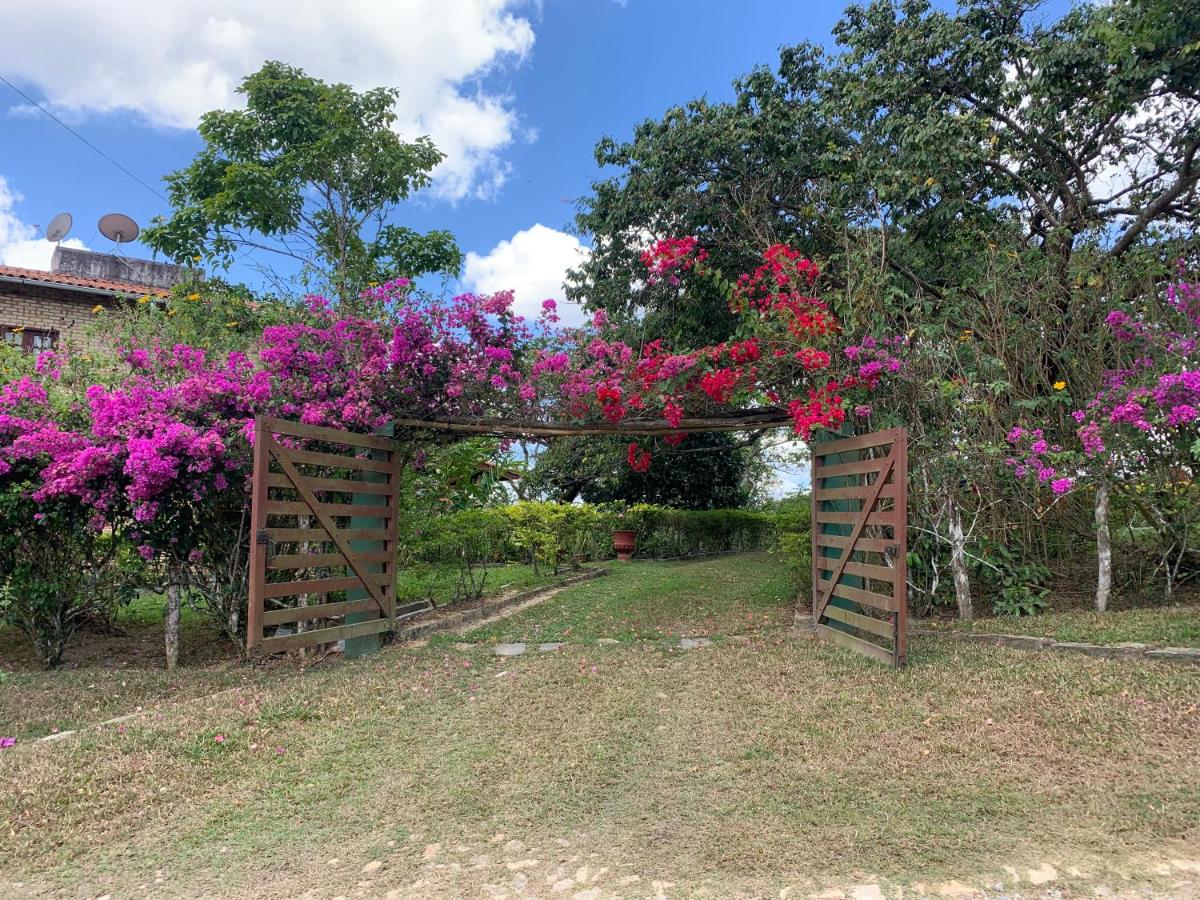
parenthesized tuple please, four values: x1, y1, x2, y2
(344, 424, 396, 658)
(812, 424, 865, 637)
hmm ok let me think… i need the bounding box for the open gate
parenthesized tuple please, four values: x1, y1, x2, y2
(811, 427, 908, 667)
(247, 416, 404, 654)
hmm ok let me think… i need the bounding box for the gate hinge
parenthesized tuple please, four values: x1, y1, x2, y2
(256, 530, 272, 547)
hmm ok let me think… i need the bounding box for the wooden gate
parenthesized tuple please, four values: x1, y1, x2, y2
(247, 416, 403, 654)
(811, 427, 908, 667)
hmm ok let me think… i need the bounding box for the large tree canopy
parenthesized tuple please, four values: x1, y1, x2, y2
(143, 61, 462, 304)
(526, 433, 753, 510)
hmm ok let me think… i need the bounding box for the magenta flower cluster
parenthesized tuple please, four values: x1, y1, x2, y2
(1007, 271, 1200, 496)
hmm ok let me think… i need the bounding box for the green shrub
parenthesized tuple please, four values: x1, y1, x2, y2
(0, 482, 141, 668)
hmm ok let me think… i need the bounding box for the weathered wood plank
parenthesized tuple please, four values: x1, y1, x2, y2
(812, 510, 898, 527)
(816, 623, 896, 666)
(258, 615, 392, 653)
(821, 602, 895, 639)
(812, 428, 900, 457)
(266, 473, 392, 496)
(815, 483, 898, 502)
(262, 573, 391, 599)
(813, 457, 891, 479)
(815, 577, 899, 612)
(262, 597, 380, 626)
(814, 534, 898, 553)
(267, 550, 393, 571)
(261, 417, 395, 451)
(265, 499, 391, 520)
(278, 447, 393, 474)
(266, 527, 390, 543)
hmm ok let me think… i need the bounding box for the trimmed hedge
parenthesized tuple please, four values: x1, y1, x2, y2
(400, 502, 778, 574)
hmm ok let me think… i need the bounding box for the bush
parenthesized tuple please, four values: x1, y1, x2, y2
(764, 494, 812, 596)
(397, 501, 780, 606)
(0, 480, 141, 667)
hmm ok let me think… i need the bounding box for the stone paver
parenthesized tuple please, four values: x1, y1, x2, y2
(538, 642, 565, 652)
(493, 643, 527, 656)
(679, 637, 712, 650)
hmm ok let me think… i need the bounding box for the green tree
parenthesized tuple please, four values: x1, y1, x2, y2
(527, 433, 753, 510)
(143, 61, 462, 305)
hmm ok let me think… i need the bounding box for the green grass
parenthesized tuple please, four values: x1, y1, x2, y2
(923, 603, 1200, 647)
(395, 560, 576, 607)
(1, 556, 1198, 899)
(459, 553, 795, 645)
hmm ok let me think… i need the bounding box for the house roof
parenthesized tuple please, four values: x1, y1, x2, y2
(0, 265, 171, 299)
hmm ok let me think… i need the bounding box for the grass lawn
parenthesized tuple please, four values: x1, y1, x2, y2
(396, 561, 578, 607)
(2, 555, 1198, 899)
(921, 603, 1200, 648)
(455, 553, 795, 645)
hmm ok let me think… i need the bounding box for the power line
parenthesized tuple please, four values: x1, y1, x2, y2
(0, 74, 168, 203)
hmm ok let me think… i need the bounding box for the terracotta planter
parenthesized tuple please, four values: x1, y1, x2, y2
(612, 529, 637, 562)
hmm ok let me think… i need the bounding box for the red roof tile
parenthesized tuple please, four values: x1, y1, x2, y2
(0, 265, 171, 298)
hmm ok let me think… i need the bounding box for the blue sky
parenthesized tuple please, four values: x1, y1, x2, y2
(0, 1, 888, 316)
(0, 0, 1072, 316)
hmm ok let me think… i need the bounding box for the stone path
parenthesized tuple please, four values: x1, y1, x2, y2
(490, 637, 716, 657)
(288, 833, 1200, 900)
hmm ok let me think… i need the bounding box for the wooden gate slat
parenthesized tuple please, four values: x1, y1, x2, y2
(259, 616, 392, 653)
(266, 527, 391, 543)
(267, 550, 393, 570)
(266, 473, 394, 496)
(260, 416, 396, 451)
(820, 602, 895, 639)
(262, 597, 382, 626)
(816, 623, 896, 666)
(814, 534, 898, 553)
(836, 559, 898, 582)
(812, 510, 898, 527)
(816, 483, 898, 502)
(278, 448, 393, 473)
(815, 577, 899, 612)
(265, 499, 392, 519)
(263, 573, 392, 599)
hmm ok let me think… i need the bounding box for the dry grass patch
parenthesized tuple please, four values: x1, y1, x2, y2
(2, 630, 1197, 898)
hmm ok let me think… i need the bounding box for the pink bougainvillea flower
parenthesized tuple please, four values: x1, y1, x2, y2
(0, 737, 15, 748)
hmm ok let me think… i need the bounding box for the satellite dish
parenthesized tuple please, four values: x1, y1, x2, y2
(45, 212, 72, 243)
(98, 212, 139, 244)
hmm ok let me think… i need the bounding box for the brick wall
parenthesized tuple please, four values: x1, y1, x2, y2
(0, 282, 114, 352)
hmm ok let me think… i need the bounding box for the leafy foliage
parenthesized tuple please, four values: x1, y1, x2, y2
(142, 61, 463, 304)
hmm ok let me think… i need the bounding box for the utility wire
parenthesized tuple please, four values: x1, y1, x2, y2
(0, 75, 168, 203)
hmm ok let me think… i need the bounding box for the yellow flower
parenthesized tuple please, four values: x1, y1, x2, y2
(137, 295, 150, 304)
(959, 329, 973, 342)
(167, 308, 178, 317)
(193, 255, 202, 263)
(226, 321, 238, 328)
(924, 176, 936, 187)
(91, 304, 104, 314)
(1053, 380, 1067, 391)
(186, 292, 201, 301)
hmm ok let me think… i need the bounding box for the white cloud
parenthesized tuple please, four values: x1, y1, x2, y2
(0, 1, 536, 201)
(463, 224, 589, 324)
(0, 176, 86, 269)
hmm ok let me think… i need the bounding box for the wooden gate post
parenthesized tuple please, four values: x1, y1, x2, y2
(344, 423, 399, 659)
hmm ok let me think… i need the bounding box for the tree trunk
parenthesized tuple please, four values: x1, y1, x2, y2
(949, 501, 974, 621)
(1095, 481, 1112, 612)
(165, 563, 184, 671)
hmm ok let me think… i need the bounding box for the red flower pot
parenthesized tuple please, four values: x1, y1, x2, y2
(612, 529, 637, 562)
